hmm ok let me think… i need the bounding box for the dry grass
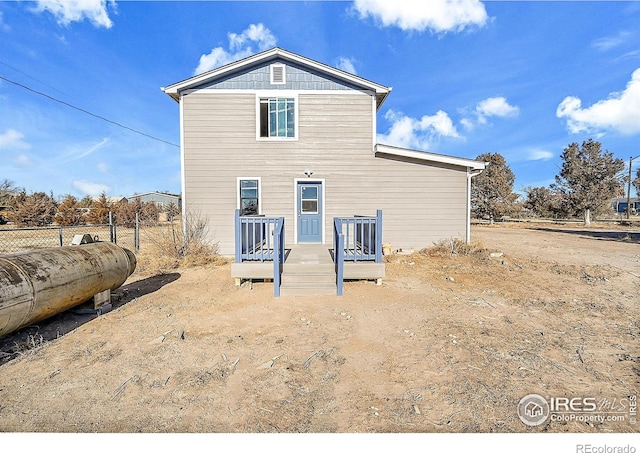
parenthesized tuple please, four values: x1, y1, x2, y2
(419, 238, 489, 258)
(136, 213, 229, 275)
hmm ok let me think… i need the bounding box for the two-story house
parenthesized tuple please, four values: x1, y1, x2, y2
(162, 47, 485, 295)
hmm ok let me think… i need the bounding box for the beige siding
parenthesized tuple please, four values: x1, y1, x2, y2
(182, 92, 468, 256)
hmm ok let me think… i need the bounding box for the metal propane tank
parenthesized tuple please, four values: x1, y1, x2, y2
(0, 242, 136, 338)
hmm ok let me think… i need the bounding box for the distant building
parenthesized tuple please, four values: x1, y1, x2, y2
(126, 192, 181, 210)
(612, 196, 639, 215)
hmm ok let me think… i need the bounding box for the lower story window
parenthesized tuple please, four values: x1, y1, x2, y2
(239, 179, 260, 215)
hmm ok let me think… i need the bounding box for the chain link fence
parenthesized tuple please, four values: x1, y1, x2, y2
(0, 212, 140, 255)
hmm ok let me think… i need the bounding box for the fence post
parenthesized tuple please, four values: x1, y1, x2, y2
(59, 226, 63, 247)
(109, 211, 114, 243)
(135, 212, 140, 252)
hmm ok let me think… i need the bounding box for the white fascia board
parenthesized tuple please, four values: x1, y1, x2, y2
(375, 143, 487, 171)
(161, 47, 392, 105)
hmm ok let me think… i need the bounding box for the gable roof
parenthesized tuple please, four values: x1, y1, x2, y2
(375, 144, 487, 171)
(161, 47, 392, 110)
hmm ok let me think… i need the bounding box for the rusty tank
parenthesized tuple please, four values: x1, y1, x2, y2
(0, 242, 136, 338)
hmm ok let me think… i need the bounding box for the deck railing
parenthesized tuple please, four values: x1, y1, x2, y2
(234, 210, 285, 297)
(333, 210, 382, 296)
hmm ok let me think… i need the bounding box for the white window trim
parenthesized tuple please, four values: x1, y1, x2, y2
(237, 177, 262, 215)
(255, 91, 299, 141)
(270, 64, 286, 85)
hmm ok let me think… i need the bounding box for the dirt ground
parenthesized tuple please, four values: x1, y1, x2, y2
(0, 223, 638, 434)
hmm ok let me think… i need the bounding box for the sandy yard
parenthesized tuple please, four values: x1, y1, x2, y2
(0, 223, 638, 434)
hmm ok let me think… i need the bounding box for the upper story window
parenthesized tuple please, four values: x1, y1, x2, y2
(258, 97, 296, 139)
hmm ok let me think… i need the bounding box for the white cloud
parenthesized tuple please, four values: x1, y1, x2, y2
(526, 149, 553, 161)
(462, 96, 519, 129)
(336, 57, 357, 75)
(352, 0, 488, 33)
(16, 154, 34, 166)
(591, 31, 632, 52)
(556, 68, 640, 135)
(0, 129, 31, 150)
(32, 0, 115, 29)
(377, 109, 460, 150)
(0, 12, 11, 32)
(476, 97, 519, 119)
(56, 137, 109, 164)
(72, 179, 110, 196)
(194, 23, 276, 75)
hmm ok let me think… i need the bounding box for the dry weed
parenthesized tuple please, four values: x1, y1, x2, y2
(136, 212, 227, 274)
(420, 238, 488, 258)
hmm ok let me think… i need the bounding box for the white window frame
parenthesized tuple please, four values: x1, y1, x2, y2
(255, 91, 299, 141)
(237, 177, 262, 215)
(270, 64, 286, 85)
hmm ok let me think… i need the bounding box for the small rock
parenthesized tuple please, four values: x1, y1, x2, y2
(413, 405, 421, 415)
(446, 276, 455, 282)
(489, 252, 504, 258)
(340, 312, 346, 316)
(148, 335, 165, 345)
(257, 360, 274, 370)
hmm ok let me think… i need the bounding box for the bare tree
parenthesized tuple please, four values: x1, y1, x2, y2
(471, 152, 520, 224)
(633, 167, 640, 199)
(552, 139, 624, 225)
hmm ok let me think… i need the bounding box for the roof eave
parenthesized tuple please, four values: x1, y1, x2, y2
(375, 143, 486, 170)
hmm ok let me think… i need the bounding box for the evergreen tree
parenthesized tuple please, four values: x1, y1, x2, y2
(86, 192, 111, 225)
(471, 152, 520, 223)
(8, 191, 57, 227)
(55, 195, 86, 226)
(552, 139, 624, 225)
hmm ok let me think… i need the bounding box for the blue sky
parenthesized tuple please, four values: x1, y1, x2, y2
(1, 0, 640, 199)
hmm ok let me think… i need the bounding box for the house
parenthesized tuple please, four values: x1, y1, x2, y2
(126, 191, 181, 210)
(162, 47, 486, 295)
(611, 196, 639, 215)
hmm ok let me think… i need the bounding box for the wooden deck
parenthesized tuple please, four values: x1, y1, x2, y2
(231, 244, 385, 297)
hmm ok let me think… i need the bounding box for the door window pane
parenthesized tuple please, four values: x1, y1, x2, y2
(301, 200, 318, 213)
(300, 185, 318, 214)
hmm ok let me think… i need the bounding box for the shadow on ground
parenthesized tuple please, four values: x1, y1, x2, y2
(0, 273, 181, 366)
(532, 228, 640, 244)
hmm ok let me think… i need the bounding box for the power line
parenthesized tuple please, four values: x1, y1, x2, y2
(0, 74, 179, 148)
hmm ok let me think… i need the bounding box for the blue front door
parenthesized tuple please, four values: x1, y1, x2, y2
(297, 182, 322, 243)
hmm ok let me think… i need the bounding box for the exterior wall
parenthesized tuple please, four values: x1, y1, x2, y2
(182, 91, 468, 256)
